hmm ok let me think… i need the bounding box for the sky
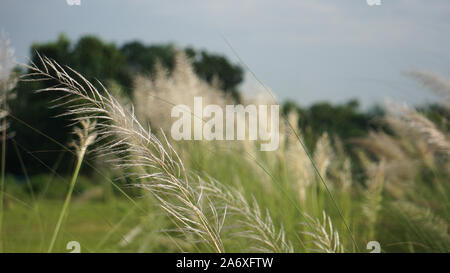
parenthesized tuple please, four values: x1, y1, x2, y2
(1, 0, 449, 108)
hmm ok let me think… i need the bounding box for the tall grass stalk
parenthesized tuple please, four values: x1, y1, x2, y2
(47, 149, 83, 252)
(48, 120, 96, 252)
(0, 71, 6, 252)
(0, 30, 17, 252)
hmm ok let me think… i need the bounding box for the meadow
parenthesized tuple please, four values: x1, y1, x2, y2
(0, 35, 449, 253)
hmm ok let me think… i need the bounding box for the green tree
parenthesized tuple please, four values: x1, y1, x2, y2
(121, 42, 243, 101)
(121, 41, 177, 75)
(70, 36, 130, 88)
(187, 48, 243, 101)
(282, 99, 378, 150)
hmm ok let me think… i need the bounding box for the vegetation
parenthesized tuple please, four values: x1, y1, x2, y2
(0, 34, 448, 253)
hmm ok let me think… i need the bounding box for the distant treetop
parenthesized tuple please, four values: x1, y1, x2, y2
(30, 34, 244, 101)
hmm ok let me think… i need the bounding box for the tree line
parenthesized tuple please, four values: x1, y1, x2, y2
(7, 34, 446, 175)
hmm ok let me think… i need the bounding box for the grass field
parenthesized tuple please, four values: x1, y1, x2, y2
(3, 183, 141, 252)
(0, 49, 449, 253)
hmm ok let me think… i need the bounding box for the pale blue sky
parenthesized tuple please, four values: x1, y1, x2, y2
(1, 0, 449, 108)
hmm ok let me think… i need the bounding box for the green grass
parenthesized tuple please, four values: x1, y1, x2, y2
(2, 138, 449, 253)
(3, 55, 447, 253)
(3, 193, 142, 253)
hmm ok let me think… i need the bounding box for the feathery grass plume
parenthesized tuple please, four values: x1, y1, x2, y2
(282, 111, 313, 205)
(352, 131, 418, 199)
(107, 79, 132, 107)
(136, 172, 228, 252)
(362, 161, 385, 240)
(337, 158, 352, 191)
(354, 130, 408, 161)
(242, 90, 280, 156)
(133, 52, 230, 133)
(313, 133, 334, 186)
(393, 201, 450, 252)
(130, 149, 294, 252)
(354, 99, 449, 251)
(387, 103, 450, 157)
(133, 56, 279, 192)
(201, 177, 293, 253)
(48, 119, 97, 252)
(0, 30, 17, 252)
(301, 211, 344, 253)
(327, 136, 352, 191)
(23, 54, 227, 253)
(69, 119, 98, 158)
(0, 31, 17, 134)
(408, 70, 450, 107)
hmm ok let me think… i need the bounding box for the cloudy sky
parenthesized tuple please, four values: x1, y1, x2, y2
(1, 0, 449, 108)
